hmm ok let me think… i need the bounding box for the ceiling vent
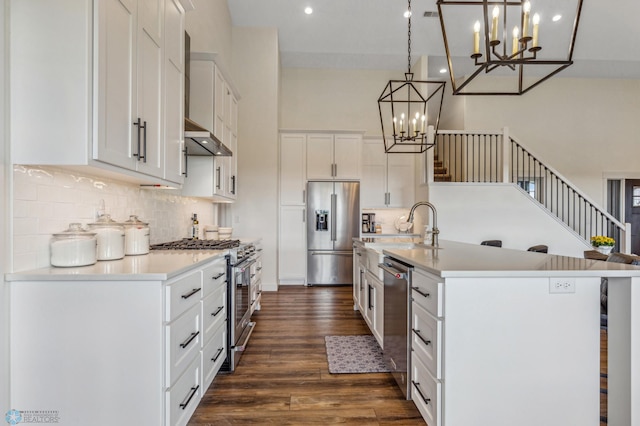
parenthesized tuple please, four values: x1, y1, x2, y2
(423, 11, 439, 18)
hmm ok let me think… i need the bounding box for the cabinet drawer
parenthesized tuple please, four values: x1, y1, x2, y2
(411, 353, 442, 426)
(166, 269, 203, 321)
(202, 257, 227, 297)
(202, 324, 227, 391)
(166, 303, 201, 386)
(202, 284, 226, 344)
(411, 301, 442, 379)
(166, 354, 201, 426)
(411, 269, 443, 317)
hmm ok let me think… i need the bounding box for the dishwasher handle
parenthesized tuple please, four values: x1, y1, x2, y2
(379, 262, 408, 280)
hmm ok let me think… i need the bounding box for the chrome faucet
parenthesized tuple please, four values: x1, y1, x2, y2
(407, 201, 439, 247)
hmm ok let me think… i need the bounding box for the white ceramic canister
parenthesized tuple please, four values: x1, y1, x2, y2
(123, 215, 150, 255)
(50, 223, 98, 267)
(88, 214, 125, 261)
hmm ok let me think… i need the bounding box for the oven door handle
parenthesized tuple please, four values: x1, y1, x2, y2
(233, 321, 256, 352)
(235, 257, 256, 271)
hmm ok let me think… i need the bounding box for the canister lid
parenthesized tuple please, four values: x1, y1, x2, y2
(123, 215, 148, 226)
(89, 213, 124, 228)
(52, 223, 97, 238)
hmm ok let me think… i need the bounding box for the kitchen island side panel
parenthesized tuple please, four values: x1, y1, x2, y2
(10, 281, 164, 426)
(442, 276, 601, 426)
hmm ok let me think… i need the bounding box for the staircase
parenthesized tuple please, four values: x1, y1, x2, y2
(431, 128, 627, 251)
(433, 156, 452, 182)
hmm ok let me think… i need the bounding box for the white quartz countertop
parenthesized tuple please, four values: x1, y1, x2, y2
(5, 250, 227, 282)
(381, 240, 640, 278)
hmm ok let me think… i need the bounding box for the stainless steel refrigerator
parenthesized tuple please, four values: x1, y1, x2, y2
(307, 181, 360, 285)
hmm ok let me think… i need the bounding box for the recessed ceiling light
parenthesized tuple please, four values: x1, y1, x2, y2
(304, 6, 313, 15)
(552, 14, 562, 22)
(439, 68, 447, 74)
(404, 10, 412, 18)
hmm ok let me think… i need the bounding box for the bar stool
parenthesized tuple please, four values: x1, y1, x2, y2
(527, 245, 548, 253)
(480, 240, 502, 247)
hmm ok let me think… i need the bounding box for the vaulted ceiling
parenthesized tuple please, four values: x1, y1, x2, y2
(228, 0, 640, 79)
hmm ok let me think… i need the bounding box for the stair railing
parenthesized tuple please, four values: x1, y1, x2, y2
(433, 128, 627, 251)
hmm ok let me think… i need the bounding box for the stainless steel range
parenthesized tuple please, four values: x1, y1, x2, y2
(151, 238, 256, 372)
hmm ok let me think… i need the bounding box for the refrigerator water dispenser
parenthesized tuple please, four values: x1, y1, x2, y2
(315, 210, 329, 231)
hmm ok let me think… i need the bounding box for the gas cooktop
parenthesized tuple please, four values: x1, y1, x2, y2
(150, 238, 241, 250)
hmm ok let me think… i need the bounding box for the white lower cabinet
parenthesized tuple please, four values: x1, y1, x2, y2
(251, 246, 263, 313)
(167, 354, 202, 426)
(410, 268, 444, 426)
(166, 303, 202, 386)
(364, 270, 384, 347)
(411, 353, 442, 426)
(9, 255, 228, 426)
(202, 324, 227, 391)
(278, 205, 307, 284)
(353, 243, 384, 347)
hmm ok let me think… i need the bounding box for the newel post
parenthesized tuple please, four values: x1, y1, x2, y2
(426, 125, 435, 184)
(502, 127, 510, 183)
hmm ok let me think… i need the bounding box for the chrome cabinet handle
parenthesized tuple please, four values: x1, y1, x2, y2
(212, 272, 225, 280)
(179, 385, 200, 409)
(179, 331, 200, 349)
(216, 166, 221, 189)
(411, 381, 431, 405)
(368, 284, 373, 310)
(231, 175, 236, 194)
(412, 328, 432, 346)
(181, 288, 201, 299)
(211, 347, 224, 362)
(411, 286, 431, 299)
(211, 306, 224, 317)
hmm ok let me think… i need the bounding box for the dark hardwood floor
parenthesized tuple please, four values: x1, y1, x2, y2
(189, 285, 425, 425)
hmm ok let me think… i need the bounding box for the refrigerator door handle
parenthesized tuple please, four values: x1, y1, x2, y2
(330, 193, 337, 241)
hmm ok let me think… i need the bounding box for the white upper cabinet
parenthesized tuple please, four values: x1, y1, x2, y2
(280, 134, 307, 206)
(10, 0, 185, 185)
(361, 138, 414, 208)
(163, 0, 186, 184)
(130, 0, 164, 179)
(306, 133, 362, 180)
(182, 54, 239, 201)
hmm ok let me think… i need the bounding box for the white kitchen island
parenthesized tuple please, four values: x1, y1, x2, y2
(380, 240, 640, 426)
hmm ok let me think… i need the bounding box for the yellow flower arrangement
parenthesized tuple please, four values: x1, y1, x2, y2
(590, 235, 615, 247)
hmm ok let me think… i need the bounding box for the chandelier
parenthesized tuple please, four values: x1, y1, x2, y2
(378, 0, 446, 154)
(437, 0, 584, 95)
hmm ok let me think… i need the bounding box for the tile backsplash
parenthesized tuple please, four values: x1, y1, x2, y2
(12, 165, 216, 272)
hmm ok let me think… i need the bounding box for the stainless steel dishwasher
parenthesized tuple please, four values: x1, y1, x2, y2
(379, 256, 413, 400)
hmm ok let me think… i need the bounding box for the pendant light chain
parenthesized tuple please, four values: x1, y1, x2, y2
(407, 0, 412, 74)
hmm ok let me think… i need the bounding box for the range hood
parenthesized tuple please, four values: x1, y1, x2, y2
(184, 118, 232, 156)
(183, 32, 232, 157)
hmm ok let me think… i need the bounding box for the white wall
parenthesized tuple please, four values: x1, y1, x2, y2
(463, 77, 640, 206)
(280, 67, 398, 135)
(1, 0, 9, 416)
(185, 0, 232, 69)
(429, 183, 592, 257)
(230, 27, 280, 291)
